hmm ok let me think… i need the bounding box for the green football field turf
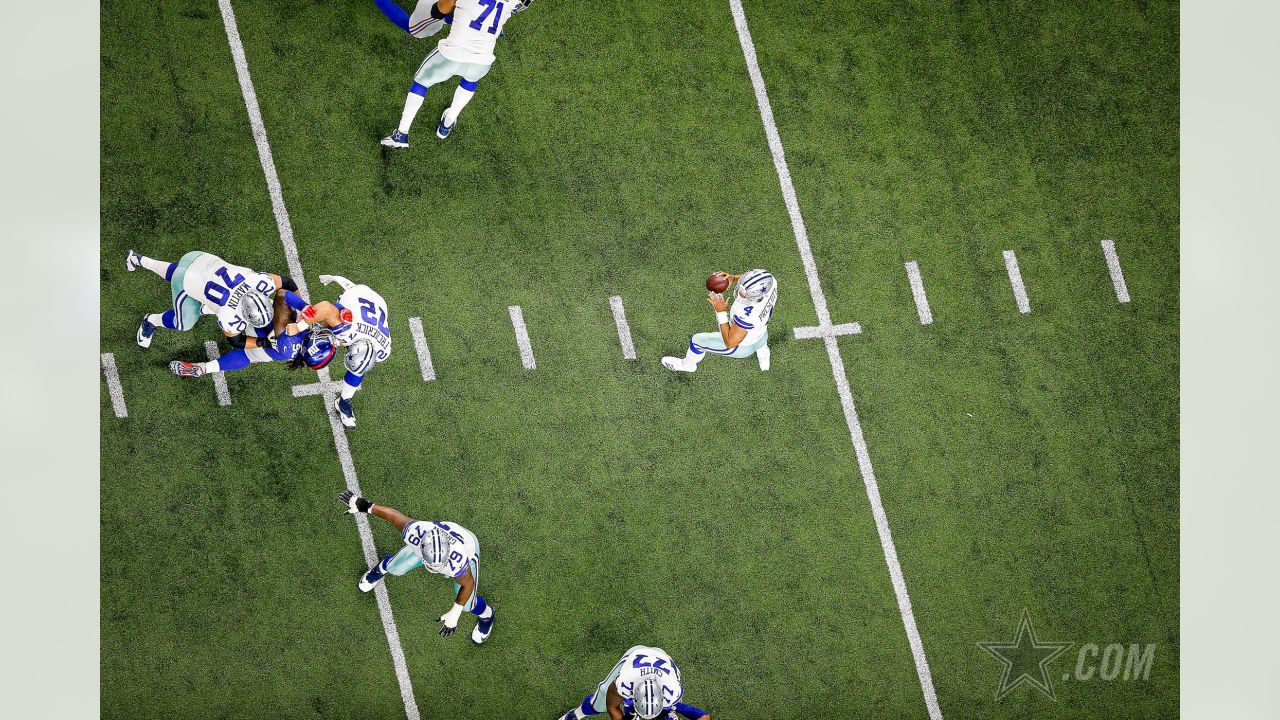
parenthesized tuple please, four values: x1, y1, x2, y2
(101, 0, 1179, 717)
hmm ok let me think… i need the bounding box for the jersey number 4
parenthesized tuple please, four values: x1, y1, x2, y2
(469, 0, 504, 34)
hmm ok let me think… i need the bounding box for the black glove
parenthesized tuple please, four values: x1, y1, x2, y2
(338, 490, 373, 514)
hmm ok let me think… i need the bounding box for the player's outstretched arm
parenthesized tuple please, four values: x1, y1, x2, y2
(296, 301, 346, 332)
(337, 490, 413, 531)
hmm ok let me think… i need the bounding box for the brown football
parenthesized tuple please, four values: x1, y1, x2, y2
(706, 272, 730, 293)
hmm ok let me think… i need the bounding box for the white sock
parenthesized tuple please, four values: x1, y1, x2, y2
(571, 710, 587, 720)
(398, 91, 427, 134)
(141, 256, 171, 279)
(200, 359, 220, 373)
(146, 312, 167, 327)
(683, 347, 706, 365)
(341, 381, 359, 401)
(442, 86, 475, 126)
(478, 604, 494, 620)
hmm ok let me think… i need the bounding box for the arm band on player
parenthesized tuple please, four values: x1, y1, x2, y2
(282, 290, 309, 311)
(715, 311, 729, 325)
(673, 702, 707, 719)
(441, 603, 465, 625)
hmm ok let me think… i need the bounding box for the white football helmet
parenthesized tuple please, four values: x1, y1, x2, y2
(419, 525, 456, 572)
(239, 291, 273, 329)
(735, 269, 775, 302)
(632, 676, 665, 720)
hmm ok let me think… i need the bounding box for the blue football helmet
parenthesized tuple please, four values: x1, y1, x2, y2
(302, 327, 338, 370)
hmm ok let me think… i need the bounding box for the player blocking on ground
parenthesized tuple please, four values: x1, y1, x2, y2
(557, 645, 709, 720)
(338, 491, 496, 644)
(373, 0, 534, 147)
(661, 269, 777, 374)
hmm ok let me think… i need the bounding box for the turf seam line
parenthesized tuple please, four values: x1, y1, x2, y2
(730, 2, 943, 718)
(1002, 250, 1032, 314)
(1101, 240, 1131, 303)
(609, 296, 637, 360)
(101, 353, 127, 418)
(792, 322, 863, 340)
(204, 341, 232, 406)
(905, 261, 934, 325)
(408, 316, 438, 381)
(216, 2, 420, 717)
(508, 305, 537, 369)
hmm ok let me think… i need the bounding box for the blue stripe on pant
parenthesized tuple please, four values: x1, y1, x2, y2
(690, 330, 768, 359)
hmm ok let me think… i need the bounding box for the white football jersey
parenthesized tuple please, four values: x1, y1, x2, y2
(729, 276, 778, 346)
(438, 0, 517, 65)
(181, 252, 275, 334)
(333, 284, 393, 373)
(615, 645, 684, 709)
(402, 520, 479, 578)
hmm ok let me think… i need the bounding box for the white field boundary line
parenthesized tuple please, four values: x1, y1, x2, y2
(101, 353, 128, 418)
(204, 341, 232, 406)
(216, 2, 420, 718)
(1100, 240, 1131, 303)
(609, 296, 638, 360)
(508, 305, 537, 369)
(793, 322, 863, 340)
(1002, 250, 1031, 314)
(728, 2, 943, 718)
(408, 316, 438, 381)
(905, 261, 934, 325)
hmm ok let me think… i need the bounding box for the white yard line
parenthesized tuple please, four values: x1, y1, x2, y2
(793, 322, 863, 340)
(508, 305, 537, 369)
(905, 261, 934, 325)
(101, 353, 128, 418)
(1002, 250, 1032, 314)
(609, 296, 638, 360)
(1100, 240, 1131, 303)
(729, 2, 943, 718)
(407, 316, 437, 381)
(204, 341, 232, 406)
(216, 2, 419, 717)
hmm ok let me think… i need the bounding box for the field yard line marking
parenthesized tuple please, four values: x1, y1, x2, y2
(407, 316, 437, 381)
(793, 322, 863, 340)
(216, 0, 308, 300)
(905, 261, 934, 325)
(1002, 250, 1032, 314)
(609, 296, 638, 360)
(216, 2, 419, 718)
(101, 353, 128, 418)
(1100, 240, 1131, 303)
(204, 341, 232, 406)
(729, 2, 942, 718)
(508, 305, 537, 369)
(292, 381, 344, 398)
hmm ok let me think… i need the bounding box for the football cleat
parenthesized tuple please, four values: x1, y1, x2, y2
(169, 360, 205, 379)
(137, 315, 156, 348)
(125, 249, 143, 272)
(335, 397, 357, 429)
(381, 129, 409, 148)
(661, 356, 696, 373)
(756, 344, 771, 371)
(358, 567, 384, 593)
(435, 112, 455, 140)
(472, 608, 495, 644)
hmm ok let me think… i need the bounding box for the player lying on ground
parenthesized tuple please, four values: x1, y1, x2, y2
(557, 645, 709, 720)
(661, 269, 777, 374)
(339, 490, 497, 644)
(287, 275, 392, 429)
(126, 249, 291, 348)
(168, 324, 340, 378)
(374, 0, 533, 147)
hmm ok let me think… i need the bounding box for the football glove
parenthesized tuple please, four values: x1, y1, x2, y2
(439, 603, 465, 636)
(338, 490, 373, 514)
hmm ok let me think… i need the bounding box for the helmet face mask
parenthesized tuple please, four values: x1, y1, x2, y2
(632, 676, 665, 720)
